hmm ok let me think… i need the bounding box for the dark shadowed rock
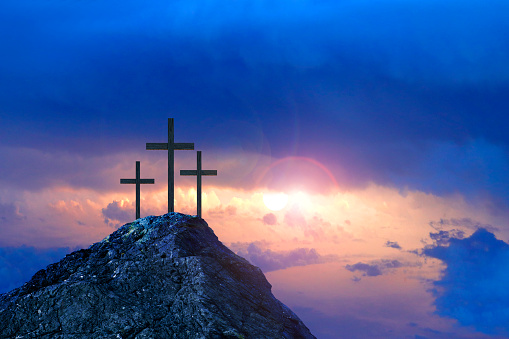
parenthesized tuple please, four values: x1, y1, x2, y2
(0, 213, 316, 339)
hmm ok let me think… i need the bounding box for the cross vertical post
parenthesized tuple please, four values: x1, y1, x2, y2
(180, 151, 217, 218)
(146, 118, 194, 213)
(197, 150, 202, 217)
(168, 118, 174, 214)
(136, 160, 141, 218)
(120, 161, 155, 219)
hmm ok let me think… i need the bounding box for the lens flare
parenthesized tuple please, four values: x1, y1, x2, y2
(255, 156, 339, 194)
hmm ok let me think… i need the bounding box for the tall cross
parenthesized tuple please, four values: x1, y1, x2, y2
(146, 118, 194, 213)
(120, 161, 155, 219)
(180, 151, 217, 218)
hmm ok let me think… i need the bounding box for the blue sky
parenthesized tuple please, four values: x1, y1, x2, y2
(1, 1, 509, 337)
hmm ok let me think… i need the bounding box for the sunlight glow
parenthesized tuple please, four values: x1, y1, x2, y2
(263, 192, 289, 211)
(290, 191, 312, 210)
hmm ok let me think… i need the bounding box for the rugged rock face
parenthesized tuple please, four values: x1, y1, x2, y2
(0, 213, 316, 339)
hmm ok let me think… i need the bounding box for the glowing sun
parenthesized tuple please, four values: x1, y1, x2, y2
(262, 192, 289, 211)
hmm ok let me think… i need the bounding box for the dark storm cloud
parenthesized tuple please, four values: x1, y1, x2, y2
(262, 213, 277, 225)
(1, 0, 509, 204)
(424, 228, 509, 335)
(0, 146, 113, 191)
(427, 230, 465, 246)
(425, 217, 499, 246)
(230, 242, 334, 272)
(346, 262, 383, 277)
(0, 146, 169, 192)
(345, 260, 403, 277)
(102, 201, 132, 226)
(0, 202, 24, 223)
(385, 241, 402, 249)
(387, 140, 509, 204)
(0, 246, 73, 293)
(429, 217, 498, 233)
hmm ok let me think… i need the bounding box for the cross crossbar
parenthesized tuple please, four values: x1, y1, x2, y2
(180, 170, 217, 176)
(120, 179, 155, 184)
(146, 143, 194, 150)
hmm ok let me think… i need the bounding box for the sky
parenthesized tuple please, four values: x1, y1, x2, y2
(1, 0, 509, 337)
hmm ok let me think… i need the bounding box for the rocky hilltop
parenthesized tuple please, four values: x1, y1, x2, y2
(0, 213, 315, 339)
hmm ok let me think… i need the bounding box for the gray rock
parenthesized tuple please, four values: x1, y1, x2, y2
(0, 213, 316, 339)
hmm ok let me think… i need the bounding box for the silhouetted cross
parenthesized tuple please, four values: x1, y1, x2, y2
(120, 161, 155, 219)
(146, 118, 194, 213)
(180, 151, 217, 218)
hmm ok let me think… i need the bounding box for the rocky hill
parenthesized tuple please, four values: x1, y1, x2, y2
(0, 213, 315, 339)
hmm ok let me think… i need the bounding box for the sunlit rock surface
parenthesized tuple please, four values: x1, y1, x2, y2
(0, 213, 315, 339)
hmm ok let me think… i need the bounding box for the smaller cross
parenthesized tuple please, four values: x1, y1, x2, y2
(120, 161, 155, 219)
(180, 151, 217, 218)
